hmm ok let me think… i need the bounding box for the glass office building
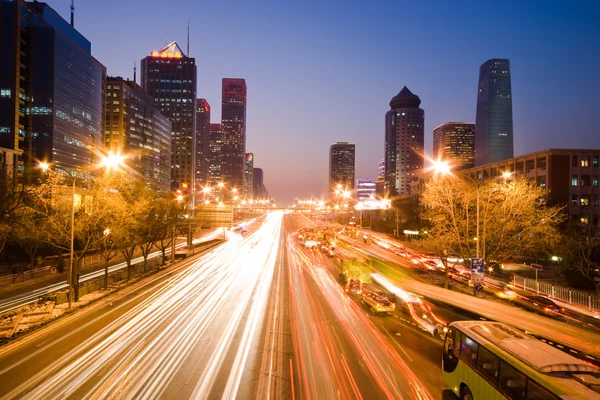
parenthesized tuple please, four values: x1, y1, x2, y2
(0, 1, 105, 182)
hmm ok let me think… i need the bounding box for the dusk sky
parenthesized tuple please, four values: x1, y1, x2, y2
(51, 0, 599, 205)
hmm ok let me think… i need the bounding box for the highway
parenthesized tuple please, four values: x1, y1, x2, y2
(2, 212, 598, 399)
(337, 227, 600, 360)
(0, 229, 224, 315)
(0, 213, 282, 399)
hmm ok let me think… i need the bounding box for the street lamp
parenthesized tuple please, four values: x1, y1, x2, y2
(39, 152, 124, 307)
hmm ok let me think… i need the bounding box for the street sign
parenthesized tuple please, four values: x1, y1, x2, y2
(531, 263, 543, 271)
(471, 258, 485, 274)
(475, 283, 484, 292)
(471, 273, 485, 284)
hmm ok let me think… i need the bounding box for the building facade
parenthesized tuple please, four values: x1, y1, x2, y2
(356, 178, 376, 200)
(0, 0, 105, 184)
(433, 122, 475, 170)
(141, 42, 197, 192)
(221, 78, 247, 190)
(384, 86, 424, 196)
(475, 58, 513, 166)
(462, 149, 600, 230)
(104, 77, 171, 196)
(207, 123, 222, 185)
(196, 99, 210, 189)
(244, 153, 254, 198)
(329, 142, 355, 197)
(253, 167, 264, 198)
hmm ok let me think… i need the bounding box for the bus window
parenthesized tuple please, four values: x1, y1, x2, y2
(477, 346, 500, 386)
(526, 380, 559, 400)
(443, 327, 459, 373)
(460, 333, 478, 367)
(499, 361, 526, 400)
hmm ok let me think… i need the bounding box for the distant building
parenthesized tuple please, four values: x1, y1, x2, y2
(207, 123, 222, 185)
(385, 86, 424, 196)
(475, 59, 513, 166)
(462, 149, 600, 231)
(356, 178, 376, 201)
(0, 0, 105, 184)
(329, 142, 355, 197)
(253, 167, 263, 198)
(196, 99, 211, 189)
(141, 42, 197, 192)
(104, 77, 171, 196)
(433, 122, 475, 170)
(221, 78, 247, 190)
(376, 159, 385, 196)
(244, 153, 254, 198)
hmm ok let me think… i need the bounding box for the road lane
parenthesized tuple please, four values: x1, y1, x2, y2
(0, 213, 283, 399)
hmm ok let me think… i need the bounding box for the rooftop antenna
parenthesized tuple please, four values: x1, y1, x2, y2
(70, 0, 74, 27)
(133, 61, 136, 84)
(187, 21, 190, 56)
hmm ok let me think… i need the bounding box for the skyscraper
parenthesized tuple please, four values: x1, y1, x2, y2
(0, 0, 105, 184)
(221, 78, 247, 190)
(329, 142, 355, 197)
(141, 42, 197, 192)
(433, 122, 475, 170)
(207, 123, 222, 185)
(384, 86, 424, 196)
(104, 77, 172, 196)
(474, 58, 513, 166)
(196, 99, 211, 189)
(244, 153, 254, 198)
(253, 167, 263, 198)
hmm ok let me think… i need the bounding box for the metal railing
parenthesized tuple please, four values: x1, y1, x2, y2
(513, 275, 600, 312)
(0, 266, 55, 289)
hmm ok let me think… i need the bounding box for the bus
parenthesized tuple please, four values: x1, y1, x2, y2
(442, 321, 600, 400)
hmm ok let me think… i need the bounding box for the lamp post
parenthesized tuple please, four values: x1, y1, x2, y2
(39, 153, 123, 307)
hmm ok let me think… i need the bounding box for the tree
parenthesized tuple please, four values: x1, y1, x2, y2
(133, 189, 161, 273)
(558, 226, 600, 296)
(153, 198, 182, 266)
(421, 176, 565, 279)
(30, 171, 136, 301)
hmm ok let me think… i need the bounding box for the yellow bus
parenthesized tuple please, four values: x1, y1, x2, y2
(442, 321, 600, 400)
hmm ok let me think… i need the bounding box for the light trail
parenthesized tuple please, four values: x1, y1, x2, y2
(0, 229, 224, 314)
(2, 213, 283, 400)
(287, 237, 433, 400)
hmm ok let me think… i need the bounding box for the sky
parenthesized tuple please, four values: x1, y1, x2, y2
(50, 0, 600, 205)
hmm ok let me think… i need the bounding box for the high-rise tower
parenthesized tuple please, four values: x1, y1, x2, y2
(474, 59, 513, 166)
(141, 42, 197, 192)
(329, 142, 355, 197)
(196, 99, 211, 189)
(384, 86, 424, 196)
(221, 78, 247, 190)
(207, 123, 222, 185)
(0, 0, 105, 185)
(104, 77, 172, 196)
(433, 122, 475, 170)
(244, 153, 254, 198)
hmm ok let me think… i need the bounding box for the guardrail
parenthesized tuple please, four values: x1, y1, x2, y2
(0, 266, 56, 289)
(513, 275, 600, 312)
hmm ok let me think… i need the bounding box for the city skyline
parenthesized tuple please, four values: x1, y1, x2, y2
(29, 0, 600, 204)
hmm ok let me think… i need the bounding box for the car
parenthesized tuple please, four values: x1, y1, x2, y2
(345, 278, 362, 295)
(517, 295, 563, 315)
(360, 291, 396, 314)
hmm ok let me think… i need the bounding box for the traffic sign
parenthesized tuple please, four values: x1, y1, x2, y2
(471, 258, 485, 274)
(531, 263, 543, 271)
(475, 283, 484, 292)
(471, 273, 485, 284)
